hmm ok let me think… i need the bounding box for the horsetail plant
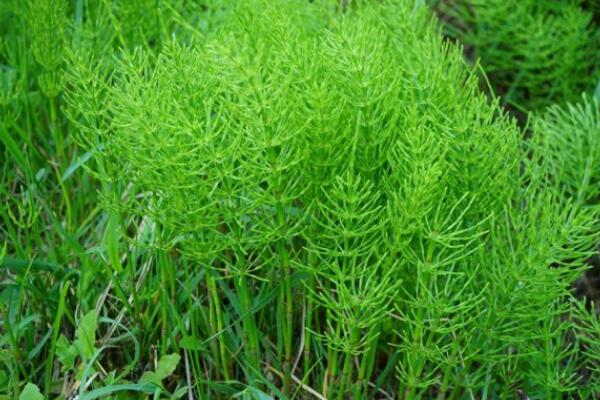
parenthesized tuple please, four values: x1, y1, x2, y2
(39, 0, 600, 397)
(531, 95, 600, 206)
(530, 97, 600, 397)
(27, 0, 69, 98)
(434, 0, 600, 113)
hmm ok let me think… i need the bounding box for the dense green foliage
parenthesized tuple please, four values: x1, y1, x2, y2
(1, 0, 600, 399)
(434, 0, 600, 113)
(532, 95, 600, 205)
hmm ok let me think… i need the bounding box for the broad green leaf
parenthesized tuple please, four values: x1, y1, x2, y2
(139, 353, 181, 386)
(74, 310, 98, 360)
(0, 65, 18, 105)
(19, 383, 43, 400)
(180, 335, 205, 351)
(56, 335, 77, 371)
(0, 256, 59, 274)
(172, 386, 190, 399)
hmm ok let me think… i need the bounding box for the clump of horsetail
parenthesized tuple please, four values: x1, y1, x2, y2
(434, 0, 599, 113)
(64, 0, 600, 397)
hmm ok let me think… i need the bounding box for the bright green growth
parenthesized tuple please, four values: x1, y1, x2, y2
(139, 354, 181, 387)
(56, 309, 97, 375)
(27, 0, 68, 97)
(66, 0, 600, 397)
(527, 94, 600, 396)
(2, 0, 600, 398)
(0, 0, 199, 398)
(435, 0, 600, 112)
(531, 95, 600, 205)
(18, 383, 43, 400)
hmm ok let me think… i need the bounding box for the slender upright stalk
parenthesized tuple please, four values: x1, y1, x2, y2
(275, 202, 294, 395)
(235, 267, 260, 380)
(206, 268, 231, 380)
(337, 327, 359, 400)
(205, 271, 222, 380)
